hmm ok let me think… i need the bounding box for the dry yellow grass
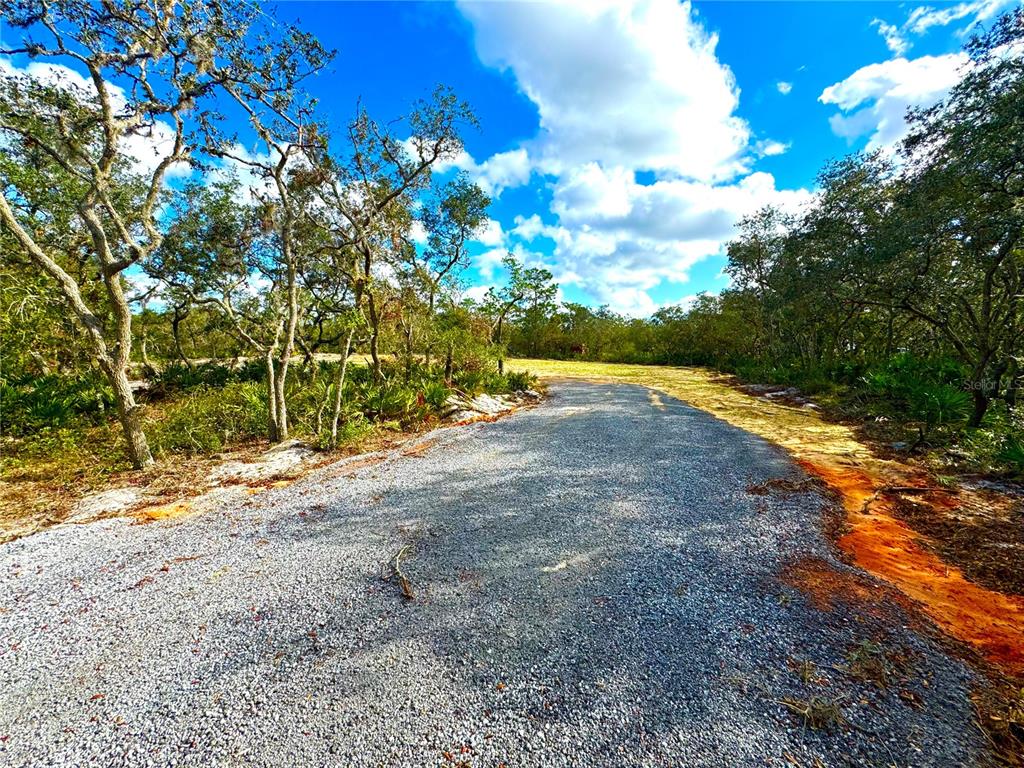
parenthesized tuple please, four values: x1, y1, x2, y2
(507, 358, 869, 460)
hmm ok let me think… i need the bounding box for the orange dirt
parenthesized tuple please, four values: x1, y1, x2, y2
(797, 458, 1024, 673)
(779, 556, 924, 627)
(134, 500, 192, 523)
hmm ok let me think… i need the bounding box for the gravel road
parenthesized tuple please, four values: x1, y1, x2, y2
(0, 382, 986, 767)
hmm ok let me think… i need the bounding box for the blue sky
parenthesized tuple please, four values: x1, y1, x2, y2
(4, 0, 1018, 315)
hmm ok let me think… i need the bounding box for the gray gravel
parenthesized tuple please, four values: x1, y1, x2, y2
(0, 382, 986, 767)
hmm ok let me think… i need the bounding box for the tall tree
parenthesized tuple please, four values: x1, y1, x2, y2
(417, 175, 490, 366)
(893, 9, 1023, 424)
(484, 253, 556, 374)
(309, 89, 475, 381)
(0, 0, 330, 466)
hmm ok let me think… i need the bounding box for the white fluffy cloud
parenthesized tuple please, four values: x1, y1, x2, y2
(756, 140, 790, 157)
(409, 220, 429, 246)
(459, 0, 751, 183)
(820, 53, 967, 150)
(456, 0, 806, 316)
(776, 81, 793, 95)
(871, 0, 1015, 55)
(434, 147, 532, 197)
(905, 0, 1013, 35)
(474, 247, 510, 281)
(473, 218, 506, 247)
(462, 284, 491, 303)
(871, 19, 911, 56)
(830, 0, 1019, 152)
(542, 166, 812, 315)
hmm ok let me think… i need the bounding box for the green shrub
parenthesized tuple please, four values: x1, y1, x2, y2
(355, 380, 422, 422)
(316, 409, 374, 449)
(147, 361, 263, 395)
(150, 382, 267, 455)
(0, 372, 115, 435)
(861, 355, 970, 425)
(907, 383, 972, 429)
(997, 436, 1024, 473)
(420, 379, 451, 410)
(505, 370, 535, 391)
(963, 406, 1024, 475)
(453, 368, 487, 395)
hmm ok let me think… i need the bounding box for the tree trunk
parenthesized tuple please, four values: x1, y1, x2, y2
(329, 329, 356, 446)
(1005, 359, 1019, 409)
(369, 330, 382, 383)
(444, 342, 454, 384)
(0, 155, 158, 471)
(403, 324, 414, 382)
(272, 357, 290, 442)
(496, 315, 505, 375)
(103, 360, 154, 469)
(425, 287, 436, 370)
(366, 289, 383, 383)
(171, 308, 193, 368)
(140, 331, 156, 378)
(969, 390, 990, 428)
(264, 351, 282, 442)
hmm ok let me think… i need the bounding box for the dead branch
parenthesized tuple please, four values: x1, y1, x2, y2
(381, 544, 415, 601)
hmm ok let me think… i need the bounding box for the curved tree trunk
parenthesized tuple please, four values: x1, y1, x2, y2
(171, 307, 193, 368)
(101, 359, 154, 469)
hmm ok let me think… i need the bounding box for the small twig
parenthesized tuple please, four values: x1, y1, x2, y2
(881, 485, 957, 495)
(860, 490, 883, 514)
(381, 544, 415, 601)
(860, 484, 957, 513)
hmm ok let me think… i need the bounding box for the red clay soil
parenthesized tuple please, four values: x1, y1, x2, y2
(797, 458, 1024, 674)
(780, 555, 927, 628)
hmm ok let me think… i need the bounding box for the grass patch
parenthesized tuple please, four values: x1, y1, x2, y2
(845, 639, 893, 689)
(778, 695, 847, 731)
(788, 657, 822, 685)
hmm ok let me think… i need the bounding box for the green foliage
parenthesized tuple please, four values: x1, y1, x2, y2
(321, 412, 374, 448)
(960, 406, 1024, 474)
(453, 367, 488, 395)
(997, 435, 1024, 472)
(472, 369, 537, 394)
(862, 355, 971, 428)
(149, 383, 268, 455)
(147, 361, 264, 395)
(909, 385, 973, 430)
(0, 372, 115, 435)
(358, 381, 421, 421)
(505, 370, 535, 391)
(420, 379, 452, 410)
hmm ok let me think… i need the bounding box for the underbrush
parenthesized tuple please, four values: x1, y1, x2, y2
(148, 381, 268, 455)
(146, 360, 265, 396)
(3, 358, 537, 468)
(0, 371, 116, 435)
(724, 354, 1023, 478)
(1, 358, 535, 539)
